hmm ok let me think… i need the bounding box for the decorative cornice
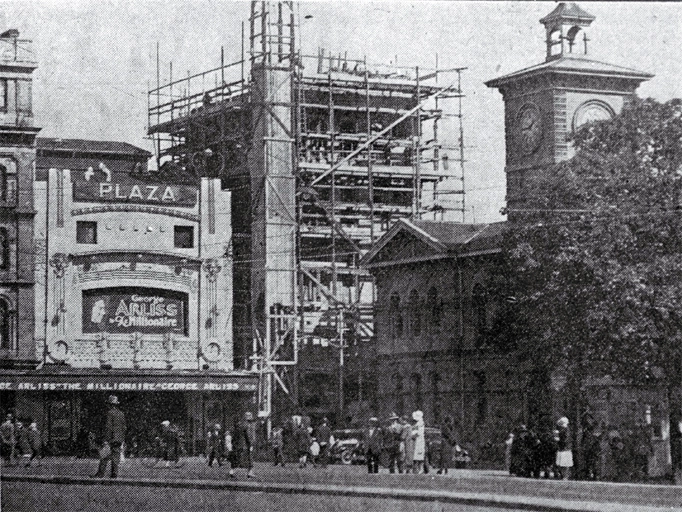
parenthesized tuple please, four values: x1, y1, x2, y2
(71, 204, 199, 221)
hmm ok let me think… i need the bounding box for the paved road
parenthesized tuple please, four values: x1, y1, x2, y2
(2, 480, 539, 512)
(2, 457, 681, 511)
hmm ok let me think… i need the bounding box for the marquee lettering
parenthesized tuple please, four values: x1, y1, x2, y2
(98, 183, 180, 203)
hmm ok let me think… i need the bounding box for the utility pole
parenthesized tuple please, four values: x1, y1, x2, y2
(337, 307, 344, 425)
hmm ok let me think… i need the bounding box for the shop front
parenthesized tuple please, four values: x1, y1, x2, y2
(1, 369, 258, 455)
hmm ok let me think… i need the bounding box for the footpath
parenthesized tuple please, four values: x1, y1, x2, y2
(2, 458, 682, 512)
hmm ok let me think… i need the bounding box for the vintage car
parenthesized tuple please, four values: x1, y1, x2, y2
(329, 429, 365, 465)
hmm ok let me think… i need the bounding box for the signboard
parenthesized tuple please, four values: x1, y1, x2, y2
(83, 287, 188, 335)
(0, 376, 258, 392)
(72, 169, 197, 206)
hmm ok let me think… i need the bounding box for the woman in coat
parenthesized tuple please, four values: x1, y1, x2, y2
(438, 416, 456, 475)
(412, 410, 426, 474)
(400, 415, 414, 473)
(555, 417, 573, 480)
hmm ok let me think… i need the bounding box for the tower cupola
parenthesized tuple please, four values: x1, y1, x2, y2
(540, 2, 595, 61)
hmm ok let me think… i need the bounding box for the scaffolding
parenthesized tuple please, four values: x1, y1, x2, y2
(148, 0, 467, 424)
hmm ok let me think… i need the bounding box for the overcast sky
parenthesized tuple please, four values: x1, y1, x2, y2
(4, 1, 681, 222)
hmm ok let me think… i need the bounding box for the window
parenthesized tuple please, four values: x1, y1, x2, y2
(427, 287, 441, 331)
(0, 165, 5, 201)
(389, 292, 402, 339)
(411, 373, 422, 410)
(174, 225, 194, 248)
(392, 373, 404, 416)
(409, 289, 421, 337)
(17, 80, 31, 114)
(0, 298, 11, 349)
(472, 283, 488, 336)
(0, 79, 6, 110)
(431, 372, 441, 425)
(474, 370, 487, 423)
(76, 221, 97, 244)
(0, 228, 8, 269)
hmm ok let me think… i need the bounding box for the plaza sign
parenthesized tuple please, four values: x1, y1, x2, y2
(72, 176, 197, 206)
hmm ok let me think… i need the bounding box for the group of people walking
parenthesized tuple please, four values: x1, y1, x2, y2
(269, 414, 333, 469)
(1, 413, 43, 467)
(364, 410, 459, 475)
(507, 416, 573, 480)
(202, 411, 257, 478)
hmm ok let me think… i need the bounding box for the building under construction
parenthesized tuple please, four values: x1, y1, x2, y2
(147, 1, 466, 424)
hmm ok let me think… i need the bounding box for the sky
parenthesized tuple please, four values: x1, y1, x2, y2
(4, 1, 681, 222)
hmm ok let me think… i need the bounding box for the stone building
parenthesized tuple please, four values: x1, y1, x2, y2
(0, 29, 40, 371)
(0, 138, 257, 454)
(363, 3, 671, 475)
(362, 219, 509, 452)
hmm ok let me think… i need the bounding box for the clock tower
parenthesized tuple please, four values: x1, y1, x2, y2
(485, 3, 653, 217)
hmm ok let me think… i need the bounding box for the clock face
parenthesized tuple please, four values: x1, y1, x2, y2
(573, 101, 614, 130)
(204, 341, 221, 361)
(517, 104, 542, 155)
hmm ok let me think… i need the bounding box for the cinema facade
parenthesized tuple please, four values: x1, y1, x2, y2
(0, 139, 257, 454)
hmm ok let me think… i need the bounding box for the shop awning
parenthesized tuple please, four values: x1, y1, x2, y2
(0, 367, 259, 392)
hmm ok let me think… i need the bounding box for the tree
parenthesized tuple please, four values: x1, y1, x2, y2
(491, 98, 682, 444)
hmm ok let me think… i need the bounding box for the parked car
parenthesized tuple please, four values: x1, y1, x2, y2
(330, 429, 365, 465)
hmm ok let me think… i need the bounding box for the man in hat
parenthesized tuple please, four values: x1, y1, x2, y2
(93, 395, 126, 478)
(385, 412, 403, 473)
(236, 411, 257, 478)
(363, 416, 383, 474)
(316, 417, 332, 468)
(1, 413, 16, 466)
(206, 423, 224, 467)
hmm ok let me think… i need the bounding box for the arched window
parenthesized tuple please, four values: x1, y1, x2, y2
(566, 26, 583, 53)
(390, 292, 402, 339)
(472, 283, 488, 336)
(427, 286, 441, 331)
(0, 298, 11, 350)
(392, 373, 404, 416)
(409, 289, 421, 337)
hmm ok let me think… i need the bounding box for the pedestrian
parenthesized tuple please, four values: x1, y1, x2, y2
(92, 395, 126, 478)
(504, 432, 514, 473)
(294, 421, 311, 468)
(316, 418, 332, 468)
(400, 415, 414, 474)
(160, 420, 181, 467)
(24, 421, 42, 467)
(582, 419, 602, 480)
(309, 437, 320, 467)
(270, 426, 284, 467)
(412, 410, 426, 474)
(554, 417, 573, 480)
(16, 421, 30, 466)
(364, 416, 382, 474)
(207, 423, 224, 467)
(438, 416, 456, 475)
(1, 413, 15, 466)
(237, 411, 256, 478)
(385, 413, 403, 473)
(224, 425, 235, 477)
